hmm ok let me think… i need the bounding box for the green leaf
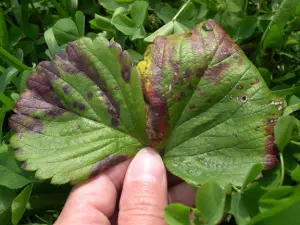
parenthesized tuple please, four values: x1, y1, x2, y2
(131, 26, 146, 40)
(126, 49, 143, 63)
(130, 1, 148, 25)
(90, 14, 113, 31)
(274, 115, 295, 152)
(164, 203, 191, 225)
(242, 163, 264, 190)
(44, 28, 60, 57)
(11, 184, 33, 225)
(249, 187, 300, 225)
(226, 0, 244, 12)
(195, 182, 226, 225)
(0, 92, 15, 110)
(68, 0, 78, 16)
(173, 21, 190, 34)
(231, 183, 266, 225)
(52, 18, 80, 45)
(0, 152, 30, 189)
(17, 70, 33, 92)
(144, 21, 174, 42)
(9, 37, 148, 184)
(192, 0, 218, 11)
(75, 11, 85, 37)
(0, 67, 19, 92)
(283, 104, 300, 115)
(8, 26, 23, 47)
(141, 20, 282, 186)
(111, 14, 138, 35)
(236, 16, 258, 39)
(153, 3, 176, 24)
(291, 166, 300, 181)
(256, 0, 300, 61)
(0, 186, 16, 225)
(9, 20, 283, 186)
(272, 86, 300, 97)
(98, 0, 128, 11)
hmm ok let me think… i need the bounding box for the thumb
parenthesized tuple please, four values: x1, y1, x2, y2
(119, 148, 168, 225)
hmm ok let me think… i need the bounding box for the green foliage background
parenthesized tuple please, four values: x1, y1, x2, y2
(0, 0, 300, 224)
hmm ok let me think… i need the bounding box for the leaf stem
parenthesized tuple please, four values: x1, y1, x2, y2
(172, 0, 192, 21)
(279, 152, 285, 186)
(0, 47, 31, 71)
(232, 184, 241, 193)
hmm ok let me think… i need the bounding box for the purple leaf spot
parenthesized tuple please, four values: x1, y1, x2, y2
(121, 65, 131, 83)
(62, 85, 72, 94)
(87, 92, 93, 100)
(90, 155, 128, 178)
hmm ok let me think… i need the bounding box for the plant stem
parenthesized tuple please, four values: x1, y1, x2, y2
(232, 184, 241, 193)
(279, 152, 285, 186)
(0, 47, 31, 71)
(243, 0, 249, 13)
(172, 0, 191, 21)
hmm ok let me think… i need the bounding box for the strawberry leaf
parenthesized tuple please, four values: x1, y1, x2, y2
(137, 20, 283, 186)
(9, 20, 283, 186)
(9, 37, 148, 184)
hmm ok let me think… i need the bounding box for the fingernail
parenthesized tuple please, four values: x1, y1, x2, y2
(127, 147, 164, 183)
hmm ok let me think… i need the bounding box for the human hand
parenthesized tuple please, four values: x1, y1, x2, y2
(54, 148, 195, 225)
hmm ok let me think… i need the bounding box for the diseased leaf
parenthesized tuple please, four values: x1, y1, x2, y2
(9, 20, 283, 186)
(138, 20, 283, 186)
(9, 37, 148, 184)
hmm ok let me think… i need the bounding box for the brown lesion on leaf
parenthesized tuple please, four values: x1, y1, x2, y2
(203, 62, 229, 84)
(189, 104, 196, 110)
(16, 148, 23, 155)
(251, 77, 260, 85)
(9, 114, 44, 134)
(73, 102, 86, 110)
(89, 155, 128, 178)
(87, 92, 93, 100)
(121, 64, 131, 83)
(21, 161, 28, 169)
(140, 37, 170, 147)
(236, 84, 243, 89)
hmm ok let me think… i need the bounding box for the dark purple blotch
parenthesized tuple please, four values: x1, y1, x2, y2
(62, 85, 72, 94)
(111, 118, 120, 127)
(16, 148, 23, 155)
(22, 161, 28, 169)
(263, 154, 278, 170)
(73, 102, 85, 110)
(236, 84, 243, 89)
(87, 92, 93, 100)
(121, 65, 131, 83)
(90, 155, 128, 178)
